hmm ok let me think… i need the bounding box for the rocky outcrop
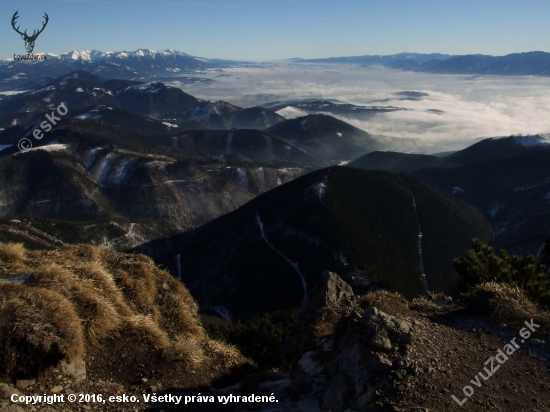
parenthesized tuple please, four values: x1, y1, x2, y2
(281, 271, 355, 370)
(281, 272, 416, 412)
(321, 307, 414, 412)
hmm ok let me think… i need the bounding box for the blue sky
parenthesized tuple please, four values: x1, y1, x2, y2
(1, 0, 549, 60)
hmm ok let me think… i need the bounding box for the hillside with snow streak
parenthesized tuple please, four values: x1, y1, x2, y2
(163, 167, 491, 319)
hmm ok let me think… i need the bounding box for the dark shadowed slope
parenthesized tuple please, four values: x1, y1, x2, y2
(266, 114, 385, 164)
(350, 135, 550, 255)
(160, 167, 491, 320)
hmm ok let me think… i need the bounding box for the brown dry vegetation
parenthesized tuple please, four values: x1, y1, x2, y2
(358, 289, 413, 317)
(0, 243, 247, 380)
(467, 281, 550, 332)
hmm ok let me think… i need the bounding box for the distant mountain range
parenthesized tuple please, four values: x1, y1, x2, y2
(2, 49, 550, 92)
(0, 49, 242, 92)
(295, 51, 550, 76)
(349, 134, 550, 256)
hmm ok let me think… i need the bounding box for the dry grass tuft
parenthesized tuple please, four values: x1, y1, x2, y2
(27, 262, 123, 345)
(357, 289, 410, 316)
(62, 244, 105, 263)
(469, 282, 550, 332)
(0, 282, 85, 377)
(410, 296, 437, 311)
(311, 306, 341, 339)
(0, 244, 247, 379)
(126, 315, 171, 349)
(169, 336, 206, 365)
(0, 242, 27, 267)
(201, 339, 248, 370)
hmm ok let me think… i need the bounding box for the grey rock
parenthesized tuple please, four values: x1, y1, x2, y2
(281, 272, 417, 412)
(362, 307, 413, 345)
(0, 384, 24, 399)
(371, 353, 392, 373)
(59, 358, 86, 380)
(15, 380, 34, 390)
(51, 385, 63, 393)
(368, 334, 392, 352)
(282, 271, 355, 369)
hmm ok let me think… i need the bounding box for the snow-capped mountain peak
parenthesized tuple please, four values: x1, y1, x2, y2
(46, 49, 195, 63)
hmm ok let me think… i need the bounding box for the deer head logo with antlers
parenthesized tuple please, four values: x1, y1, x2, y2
(11, 11, 49, 54)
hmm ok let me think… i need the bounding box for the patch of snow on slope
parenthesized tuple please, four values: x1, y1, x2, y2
(276, 106, 309, 119)
(75, 88, 84, 93)
(163, 122, 178, 128)
(226, 132, 234, 154)
(265, 135, 275, 160)
(256, 213, 307, 302)
(175, 253, 182, 280)
(537, 243, 546, 259)
(336, 132, 342, 137)
(95, 153, 117, 187)
(283, 145, 292, 158)
(0, 90, 28, 96)
(515, 134, 550, 147)
(112, 159, 132, 184)
(311, 182, 327, 199)
(21, 143, 71, 154)
(411, 194, 429, 293)
(337, 251, 347, 264)
(489, 203, 503, 217)
(43, 91, 56, 103)
(210, 306, 232, 320)
(234, 168, 249, 190)
(492, 224, 507, 238)
(123, 223, 136, 239)
(452, 186, 465, 194)
(515, 177, 550, 191)
(85, 147, 102, 168)
(261, 110, 270, 126)
(125, 82, 161, 93)
(76, 113, 102, 120)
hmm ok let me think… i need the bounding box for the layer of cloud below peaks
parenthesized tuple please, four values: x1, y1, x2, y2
(177, 64, 550, 153)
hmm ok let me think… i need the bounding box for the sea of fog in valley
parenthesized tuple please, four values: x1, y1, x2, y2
(173, 63, 550, 153)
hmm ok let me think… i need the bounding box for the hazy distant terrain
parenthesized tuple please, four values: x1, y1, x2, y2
(176, 64, 550, 153)
(3, 50, 550, 153)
